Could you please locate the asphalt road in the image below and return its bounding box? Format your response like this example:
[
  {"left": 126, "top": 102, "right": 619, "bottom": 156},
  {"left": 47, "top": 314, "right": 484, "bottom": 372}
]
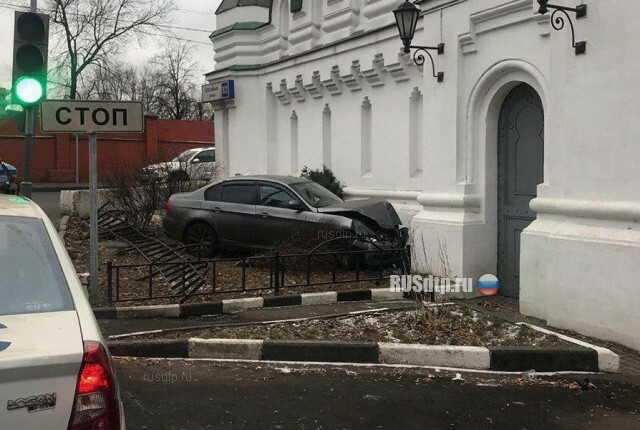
[
  {"left": 31, "top": 190, "right": 62, "bottom": 226},
  {"left": 116, "top": 358, "right": 640, "bottom": 429}
]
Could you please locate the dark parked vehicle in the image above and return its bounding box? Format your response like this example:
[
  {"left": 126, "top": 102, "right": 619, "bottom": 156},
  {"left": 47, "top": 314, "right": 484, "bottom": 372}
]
[
  {"left": 0, "top": 161, "right": 18, "bottom": 193},
  {"left": 163, "top": 175, "right": 409, "bottom": 265}
]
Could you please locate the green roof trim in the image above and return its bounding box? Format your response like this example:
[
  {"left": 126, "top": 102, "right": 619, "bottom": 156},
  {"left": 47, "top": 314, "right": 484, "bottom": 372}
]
[
  {"left": 210, "top": 21, "right": 267, "bottom": 37},
  {"left": 290, "top": 0, "right": 303, "bottom": 13}
]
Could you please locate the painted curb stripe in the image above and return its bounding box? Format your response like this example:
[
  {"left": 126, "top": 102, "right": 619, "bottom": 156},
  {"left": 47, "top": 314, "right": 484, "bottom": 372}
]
[
  {"left": 107, "top": 339, "right": 605, "bottom": 372},
  {"left": 262, "top": 340, "right": 379, "bottom": 363},
  {"left": 337, "top": 290, "right": 372, "bottom": 302},
  {"left": 489, "top": 347, "right": 599, "bottom": 372},
  {"left": 300, "top": 291, "right": 337, "bottom": 305},
  {"left": 95, "top": 288, "right": 389, "bottom": 319},
  {"left": 222, "top": 297, "right": 264, "bottom": 313},
  {"left": 515, "top": 322, "right": 620, "bottom": 373},
  {"left": 93, "top": 308, "right": 117, "bottom": 319},
  {"left": 108, "top": 340, "right": 189, "bottom": 358},
  {"left": 263, "top": 295, "right": 303, "bottom": 308},
  {"left": 180, "top": 302, "right": 224, "bottom": 318},
  {"left": 378, "top": 343, "right": 491, "bottom": 370},
  {"left": 117, "top": 305, "right": 180, "bottom": 319},
  {"left": 189, "top": 338, "right": 263, "bottom": 360}
]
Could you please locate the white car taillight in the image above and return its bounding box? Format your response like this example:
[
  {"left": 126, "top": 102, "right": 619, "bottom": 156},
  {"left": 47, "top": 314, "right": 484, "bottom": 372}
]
[{"left": 68, "top": 341, "right": 121, "bottom": 430}]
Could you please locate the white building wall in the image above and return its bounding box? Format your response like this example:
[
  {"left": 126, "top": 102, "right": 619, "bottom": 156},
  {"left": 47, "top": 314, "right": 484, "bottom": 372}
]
[
  {"left": 207, "top": 0, "right": 640, "bottom": 351},
  {"left": 520, "top": 0, "right": 640, "bottom": 350}
]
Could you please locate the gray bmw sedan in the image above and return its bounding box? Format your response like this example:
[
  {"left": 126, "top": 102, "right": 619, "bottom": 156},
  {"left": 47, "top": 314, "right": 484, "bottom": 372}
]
[{"left": 163, "top": 175, "right": 409, "bottom": 264}]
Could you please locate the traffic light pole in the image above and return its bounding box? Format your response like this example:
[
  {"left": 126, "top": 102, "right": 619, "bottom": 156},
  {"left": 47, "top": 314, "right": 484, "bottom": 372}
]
[
  {"left": 21, "top": 107, "right": 35, "bottom": 198},
  {"left": 16, "top": 0, "right": 41, "bottom": 199}
]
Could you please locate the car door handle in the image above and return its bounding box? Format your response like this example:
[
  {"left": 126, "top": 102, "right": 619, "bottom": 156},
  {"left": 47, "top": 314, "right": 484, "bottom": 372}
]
[
  {"left": 260, "top": 212, "right": 270, "bottom": 218},
  {"left": 213, "top": 207, "right": 223, "bottom": 213}
]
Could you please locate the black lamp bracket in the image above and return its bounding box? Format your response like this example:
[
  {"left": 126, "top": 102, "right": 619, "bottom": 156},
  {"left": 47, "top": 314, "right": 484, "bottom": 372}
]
[
  {"left": 538, "top": 1, "right": 587, "bottom": 55},
  {"left": 408, "top": 43, "right": 445, "bottom": 83}
]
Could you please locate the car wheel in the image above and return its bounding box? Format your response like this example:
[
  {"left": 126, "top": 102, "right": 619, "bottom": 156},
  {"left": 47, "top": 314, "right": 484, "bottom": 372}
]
[
  {"left": 184, "top": 222, "right": 218, "bottom": 257},
  {"left": 168, "top": 170, "right": 190, "bottom": 182}
]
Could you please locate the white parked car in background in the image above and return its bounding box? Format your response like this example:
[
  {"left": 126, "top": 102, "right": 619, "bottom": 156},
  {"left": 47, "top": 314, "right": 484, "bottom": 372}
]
[
  {"left": 143, "top": 147, "right": 216, "bottom": 181},
  {"left": 0, "top": 195, "right": 124, "bottom": 429}
]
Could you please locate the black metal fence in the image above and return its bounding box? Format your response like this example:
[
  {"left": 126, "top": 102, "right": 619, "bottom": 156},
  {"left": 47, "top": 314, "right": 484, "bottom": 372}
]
[{"left": 105, "top": 244, "right": 411, "bottom": 305}]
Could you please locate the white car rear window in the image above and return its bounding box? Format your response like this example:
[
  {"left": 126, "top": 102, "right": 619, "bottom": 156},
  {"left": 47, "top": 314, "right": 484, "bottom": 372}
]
[{"left": 0, "top": 216, "right": 74, "bottom": 316}]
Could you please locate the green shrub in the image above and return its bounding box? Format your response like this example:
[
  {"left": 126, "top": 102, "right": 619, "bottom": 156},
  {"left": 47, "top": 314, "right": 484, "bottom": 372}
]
[{"left": 300, "top": 165, "right": 345, "bottom": 199}]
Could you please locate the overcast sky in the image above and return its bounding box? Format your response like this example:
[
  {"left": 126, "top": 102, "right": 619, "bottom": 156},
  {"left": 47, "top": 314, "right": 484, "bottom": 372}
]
[{"left": 0, "top": 0, "right": 223, "bottom": 89}]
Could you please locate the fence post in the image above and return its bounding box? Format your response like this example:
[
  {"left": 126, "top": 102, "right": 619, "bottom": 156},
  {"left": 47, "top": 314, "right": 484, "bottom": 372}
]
[
  {"left": 148, "top": 264, "right": 154, "bottom": 299},
  {"left": 183, "top": 263, "right": 188, "bottom": 298},
  {"left": 106, "top": 261, "right": 113, "bottom": 305},
  {"left": 274, "top": 251, "right": 280, "bottom": 296}
]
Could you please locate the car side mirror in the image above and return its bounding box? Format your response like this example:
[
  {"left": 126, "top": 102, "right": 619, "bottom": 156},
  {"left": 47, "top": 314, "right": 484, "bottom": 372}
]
[
  {"left": 288, "top": 200, "right": 305, "bottom": 211},
  {"left": 191, "top": 158, "right": 201, "bottom": 164}
]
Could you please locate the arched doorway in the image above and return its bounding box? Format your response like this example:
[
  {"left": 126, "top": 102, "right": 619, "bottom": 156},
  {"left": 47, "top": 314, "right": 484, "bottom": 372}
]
[{"left": 497, "top": 83, "right": 544, "bottom": 298}]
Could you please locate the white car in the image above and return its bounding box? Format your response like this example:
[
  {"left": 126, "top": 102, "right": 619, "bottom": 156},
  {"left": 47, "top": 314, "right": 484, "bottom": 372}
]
[
  {"left": 0, "top": 195, "right": 124, "bottom": 429},
  {"left": 144, "top": 147, "right": 216, "bottom": 181}
]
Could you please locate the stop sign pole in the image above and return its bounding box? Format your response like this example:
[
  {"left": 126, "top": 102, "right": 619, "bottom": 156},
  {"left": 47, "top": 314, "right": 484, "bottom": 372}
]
[
  {"left": 88, "top": 132, "right": 98, "bottom": 304},
  {"left": 40, "top": 100, "right": 144, "bottom": 305}
]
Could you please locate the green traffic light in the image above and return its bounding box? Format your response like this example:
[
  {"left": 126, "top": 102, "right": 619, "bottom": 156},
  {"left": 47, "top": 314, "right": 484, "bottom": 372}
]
[{"left": 14, "top": 76, "right": 44, "bottom": 105}]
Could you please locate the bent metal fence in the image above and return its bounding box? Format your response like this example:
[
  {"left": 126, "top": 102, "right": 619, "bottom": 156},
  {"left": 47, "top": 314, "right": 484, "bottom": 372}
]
[{"left": 105, "top": 241, "right": 411, "bottom": 305}]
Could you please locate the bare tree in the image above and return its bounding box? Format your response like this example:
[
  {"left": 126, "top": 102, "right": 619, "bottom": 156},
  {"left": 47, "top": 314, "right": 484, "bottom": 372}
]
[
  {"left": 46, "top": 0, "right": 176, "bottom": 99},
  {"left": 151, "top": 41, "right": 199, "bottom": 120},
  {"left": 68, "top": 39, "right": 213, "bottom": 121},
  {"left": 195, "top": 102, "right": 215, "bottom": 122},
  {"left": 80, "top": 62, "right": 138, "bottom": 100}
]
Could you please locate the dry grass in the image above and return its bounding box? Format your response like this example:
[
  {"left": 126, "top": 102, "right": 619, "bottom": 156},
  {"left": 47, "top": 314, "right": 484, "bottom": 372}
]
[{"left": 129, "top": 306, "right": 574, "bottom": 348}]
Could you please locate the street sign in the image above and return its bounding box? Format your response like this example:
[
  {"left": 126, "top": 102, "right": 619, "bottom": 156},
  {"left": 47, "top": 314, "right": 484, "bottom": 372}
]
[
  {"left": 40, "top": 100, "right": 144, "bottom": 133},
  {"left": 202, "top": 80, "right": 235, "bottom": 103},
  {"left": 39, "top": 99, "right": 144, "bottom": 306}
]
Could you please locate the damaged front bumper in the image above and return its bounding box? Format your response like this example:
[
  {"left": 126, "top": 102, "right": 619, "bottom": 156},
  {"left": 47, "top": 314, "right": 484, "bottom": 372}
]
[{"left": 351, "top": 226, "right": 410, "bottom": 267}]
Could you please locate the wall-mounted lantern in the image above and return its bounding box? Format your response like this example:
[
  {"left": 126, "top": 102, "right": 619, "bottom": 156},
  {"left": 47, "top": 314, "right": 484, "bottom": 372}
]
[
  {"left": 537, "top": 0, "right": 587, "bottom": 55},
  {"left": 393, "top": 1, "right": 445, "bottom": 82}
]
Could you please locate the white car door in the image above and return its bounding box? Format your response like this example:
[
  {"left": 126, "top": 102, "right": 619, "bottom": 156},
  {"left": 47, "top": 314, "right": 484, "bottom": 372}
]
[{"left": 187, "top": 149, "right": 216, "bottom": 180}]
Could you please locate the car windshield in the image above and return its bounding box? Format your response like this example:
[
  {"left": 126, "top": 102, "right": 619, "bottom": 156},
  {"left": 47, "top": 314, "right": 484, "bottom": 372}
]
[
  {"left": 172, "top": 149, "right": 199, "bottom": 163},
  {"left": 0, "top": 216, "right": 73, "bottom": 316},
  {"left": 291, "top": 181, "right": 343, "bottom": 208}
]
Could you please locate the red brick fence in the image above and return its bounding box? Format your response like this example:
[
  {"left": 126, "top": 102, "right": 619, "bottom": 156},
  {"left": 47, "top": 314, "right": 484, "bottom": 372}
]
[{"left": 0, "top": 116, "right": 214, "bottom": 183}]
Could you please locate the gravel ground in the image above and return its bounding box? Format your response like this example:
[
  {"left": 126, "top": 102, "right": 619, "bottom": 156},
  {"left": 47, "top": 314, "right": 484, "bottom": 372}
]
[{"left": 129, "top": 305, "right": 574, "bottom": 348}]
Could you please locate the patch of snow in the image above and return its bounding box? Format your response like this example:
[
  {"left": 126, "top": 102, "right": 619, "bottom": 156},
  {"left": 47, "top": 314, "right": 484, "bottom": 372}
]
[{"left": 502, "top": 324, "right": 521, "bottom": 339}]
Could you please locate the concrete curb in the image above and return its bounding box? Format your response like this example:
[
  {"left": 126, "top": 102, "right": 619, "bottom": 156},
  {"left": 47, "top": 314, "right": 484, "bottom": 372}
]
[
  {"left": 58, "top": 215, "right": 70, "bottom": 243},
  {"left": 94, "top": 288, "right": 404, "bottom": 320},
  {"left": 515, "top": 322, "right": 620, "bottom": 373},
  {"left": 107, "top": 338, "right": 618, "bottom": 372}
]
